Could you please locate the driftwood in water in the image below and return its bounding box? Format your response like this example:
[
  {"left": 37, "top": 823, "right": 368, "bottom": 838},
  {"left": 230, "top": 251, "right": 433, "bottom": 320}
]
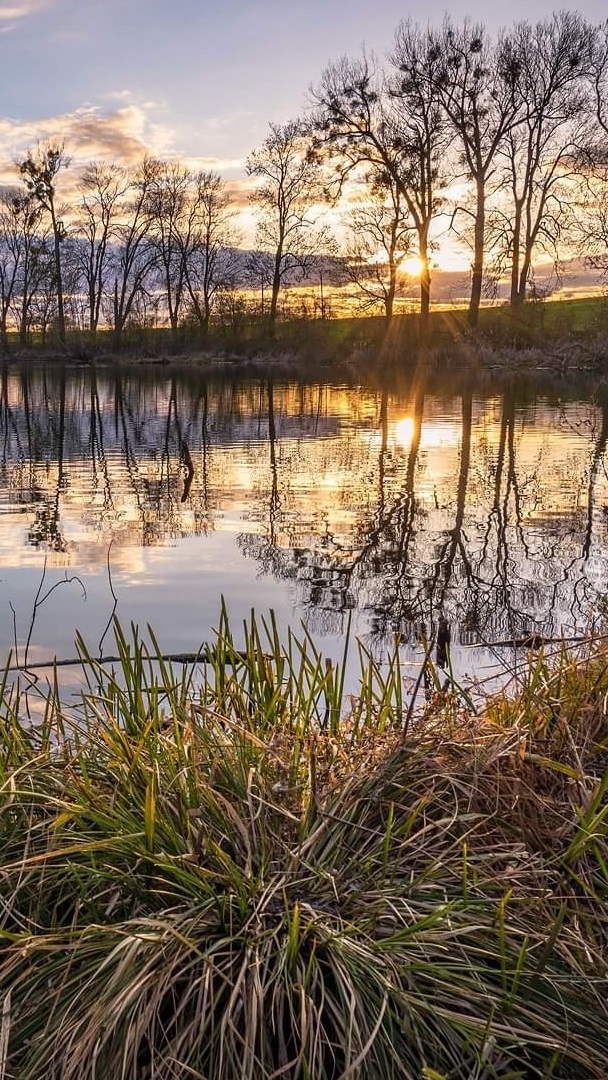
[
  {"left": 464, "top": 633, "right": 601, "bottom": 650},
  {"left": 5, "top": 647, "right": 271, "bottom": 674}
]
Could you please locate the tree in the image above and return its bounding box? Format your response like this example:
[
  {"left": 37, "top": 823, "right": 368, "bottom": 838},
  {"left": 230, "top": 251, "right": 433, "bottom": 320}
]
[
  {"left": 389, "top": 21, "right": 450, "bottom": 321},
  {"left": 107, "top": 157, "right": 159, "bottom": 348},
  {"left": 0, "top": 188, "right": 34, "bottom": 351},
  {"left": 147, "top": 160, "right": 192, "bottom": 342},
  {"left": 19, "top": 143, "right": 70, "bottom": 343},
  {"left": 74, "top": 163, "right": 128, "bottom": 335},
  {"left": 341, "top": 178, "right": 413, "bottom": 318},
  {"left": 591, "top": 18, "right": 608, "bottom": 142},
  {"left": 494, "top": 13, "right": 595, "bottom": 306},
  {"left": 0, "top": 187, "right": 53, "bottom": 348},
  {"left": 574, "top": 20, "right": 608, "bottom": 275},
  {"left": 425, "top": 19, "right": 523, "bottom": 326},
  {"left": 313, "top": 31, "right": 446, "bottom": 328},
  {"left": 246, "top": 120, "right": 331, "bottom": 332},
  {"left": 180, "top": 171, "right": 242, "bottom": 339}
]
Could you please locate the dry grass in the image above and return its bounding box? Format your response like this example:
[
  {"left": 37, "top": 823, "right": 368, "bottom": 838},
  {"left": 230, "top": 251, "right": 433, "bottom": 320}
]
[{"left": 0, "top": 615, "right": 607, "bottom": 1078}]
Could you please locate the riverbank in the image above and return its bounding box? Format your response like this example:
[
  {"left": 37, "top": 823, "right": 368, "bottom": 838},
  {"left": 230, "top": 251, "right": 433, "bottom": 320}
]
[
  {"left": 3, "top": 295, "right": 608, "bottom": 382},
  {"left": 0, "top": 615, "right": 607, "bottom": 1078}
]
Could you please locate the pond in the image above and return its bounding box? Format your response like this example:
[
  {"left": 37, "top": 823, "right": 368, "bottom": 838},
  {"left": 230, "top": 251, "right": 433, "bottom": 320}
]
[{"left": 1, "top": 361, "right": 607, "bottom": 698}]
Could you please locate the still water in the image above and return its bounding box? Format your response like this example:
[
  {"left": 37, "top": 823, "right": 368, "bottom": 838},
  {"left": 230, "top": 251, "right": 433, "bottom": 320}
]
[{"left": 1, "top": 362, "right": 607, "bottom": 695}]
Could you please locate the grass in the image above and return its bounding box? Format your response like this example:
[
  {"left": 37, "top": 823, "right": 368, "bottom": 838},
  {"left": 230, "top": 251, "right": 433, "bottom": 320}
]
[
  {"left": 4, "top": 293, "right": 608, "bottom": 367},
  {"left": 0, "top": 610, "right": 607, "bottom": 1078}
]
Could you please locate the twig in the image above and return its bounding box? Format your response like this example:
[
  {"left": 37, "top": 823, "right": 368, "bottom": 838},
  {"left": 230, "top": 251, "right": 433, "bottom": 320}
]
[
  {"left": 402, "top": 637, "right": 435, "bottom": 740},
  {"left": 98, "top": 541, "right": 118, "bottom": 656},
  {"left": 20, "top": 559, "right": 86, "bottom": 670}
]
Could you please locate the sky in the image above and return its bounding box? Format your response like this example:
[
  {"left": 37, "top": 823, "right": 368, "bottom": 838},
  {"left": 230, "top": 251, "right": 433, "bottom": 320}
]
[{"left": 1, "top": 0, "right": 606, "bottom": 184}]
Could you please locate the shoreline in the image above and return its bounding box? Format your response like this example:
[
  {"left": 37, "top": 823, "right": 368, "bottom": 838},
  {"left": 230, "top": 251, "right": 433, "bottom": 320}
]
[{"left": 3, "top": 332, "right": 608, "bottom": 388}]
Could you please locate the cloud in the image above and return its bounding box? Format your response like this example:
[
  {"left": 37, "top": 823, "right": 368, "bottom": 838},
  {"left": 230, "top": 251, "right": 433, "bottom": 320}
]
[
  {"left": 0, "top": 102, "right": 179, "bottom": 182},
  {"left": 183, "top": 154, "right": 246, "bottom": 174},
  {"left": 0, "top": 102, "right": 256, "bottom": 238},
  {"left": 0, "top": 98, "right": 258, "bottom": 190},
  {"left": 0, "top": 0, "right": 51, "bottom": 21},
  {"left": 62, "top": 104, "right": 176, "bottom": 165},
  {"left": 104, "top": 90, "right": 133, "bottom": 102}
]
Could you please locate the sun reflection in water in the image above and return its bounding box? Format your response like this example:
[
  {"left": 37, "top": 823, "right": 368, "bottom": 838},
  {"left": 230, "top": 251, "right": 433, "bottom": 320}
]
[{"left": 394, "top": 416, "right": 414, "bottom": 448}]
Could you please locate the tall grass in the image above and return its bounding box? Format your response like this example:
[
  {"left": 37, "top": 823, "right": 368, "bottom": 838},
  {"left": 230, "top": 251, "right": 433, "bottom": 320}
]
[{"left": 0, "top": 614, "right": 607, "bottom": 1078}]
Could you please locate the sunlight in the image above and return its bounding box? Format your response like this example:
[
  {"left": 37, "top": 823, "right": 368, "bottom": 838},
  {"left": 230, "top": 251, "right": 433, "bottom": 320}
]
[
  {"left": 394, "top": 416, "right": 414, "bottom": 448},
  {"left": 400, "top": 256, "right": 424, "bottom": 278}
]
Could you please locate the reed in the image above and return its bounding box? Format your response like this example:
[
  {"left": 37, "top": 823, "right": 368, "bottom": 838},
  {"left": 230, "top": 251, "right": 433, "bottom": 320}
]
[{"left": 0, "top": 614, "right": 607, "bottom": 1079}]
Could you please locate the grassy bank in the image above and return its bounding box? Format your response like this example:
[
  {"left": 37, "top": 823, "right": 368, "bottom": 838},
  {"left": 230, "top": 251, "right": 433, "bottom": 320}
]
[
  {"left": 3, "top": 294, "right": 608, "bottom": 373},
  {"left": 0, "top": 614, "right": 607, "bottom": 1078}
]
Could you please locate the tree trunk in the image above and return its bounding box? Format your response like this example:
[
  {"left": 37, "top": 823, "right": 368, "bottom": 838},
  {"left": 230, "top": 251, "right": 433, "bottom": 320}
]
[
  {"left": 202, "top": 291, "right": 211, "bottom": 340},
  {"left": 197, "top": 306, "right": 209, "bottom": 342},
  {"left": 269, "top": 269, "right": 281, "bottom": 333},
  {"left": 510, "top": 200, "right": 524, "bottom": 307},
  {"left": 268, "top": 242, "right": 283, "bottom": 336},
  {"left": 518, "top": 237, "right": 534, "bottom": 305},
  {"left": 113, "top": 279, "right": 123, "bottom": 350},
  {"left": 89, "top": 283, "right": 98, "bottom": 335},
  {"left": 418, "top": 226, "right": 431, "bottom": 333},
  {"left": 419, "top": 260, "right": 431, "bottom": 332},
  {"left": 468, "top": 183, "right": 485, "bottom": 328},
  {"left": 53, "top": 224, "right": 65, "bottom": 344},
  {"left": 385, "top": 264, "right": 396, "bottom": 319}
]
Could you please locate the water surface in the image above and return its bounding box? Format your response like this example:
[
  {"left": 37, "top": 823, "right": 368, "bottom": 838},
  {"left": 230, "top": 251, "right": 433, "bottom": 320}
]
[{"left": 1, "top": 362, "right": 607, "bottom": 695}]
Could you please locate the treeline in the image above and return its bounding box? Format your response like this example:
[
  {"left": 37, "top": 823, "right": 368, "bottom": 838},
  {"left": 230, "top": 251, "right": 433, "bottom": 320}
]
[{"left": 2, "top": 10, "right": 608, "bottom": 349}]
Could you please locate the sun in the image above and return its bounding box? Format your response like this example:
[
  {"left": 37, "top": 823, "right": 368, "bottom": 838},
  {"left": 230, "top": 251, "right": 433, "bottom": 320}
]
[{"left": 400, "top": 255, "right": 424, "bottom": 278}]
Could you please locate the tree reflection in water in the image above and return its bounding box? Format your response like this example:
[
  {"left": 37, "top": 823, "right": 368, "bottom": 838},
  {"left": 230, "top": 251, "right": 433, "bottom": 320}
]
[
  {"left": 236, "top": 376, "right": 608, "bottom": 658},
  {"left": 1, "top": 362, "right": 608, "bottom": 673}
]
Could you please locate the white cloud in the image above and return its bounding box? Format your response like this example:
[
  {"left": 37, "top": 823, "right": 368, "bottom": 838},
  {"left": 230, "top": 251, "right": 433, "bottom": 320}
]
[
  {"left": 0, "top": 0, "right": 51, "bottom": 21},
  {"left": 182, "top": 154, "right": 246, "bottom": 173},
  {"left": 0, "top": 101, "right": 179, "bottom": 182}
]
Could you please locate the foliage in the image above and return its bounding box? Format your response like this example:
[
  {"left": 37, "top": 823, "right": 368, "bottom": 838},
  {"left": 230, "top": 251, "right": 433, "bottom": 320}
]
[{"left": 0, "top": 612, "right": 607, "bottom": 1078}]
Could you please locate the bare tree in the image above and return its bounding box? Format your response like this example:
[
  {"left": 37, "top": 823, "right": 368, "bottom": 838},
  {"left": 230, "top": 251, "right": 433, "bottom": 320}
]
[
  {"left": 591, "top": 18, "right": 608, "bottom": 142},
  {"left": 425, "top": 19, "right": 523, "bottom": 326},
  {"left": 107, "top": 157, "right": 159, "bottom": 348},
  {"left": 389, "top": 21, "right": 450, "bottom": 321},
  {"left": 493, "top": 14, "right": 595, "bottom": 306},
  {"left": 341, "top": 177, "right": 413, "bottom": 318},
  {"left": 0, "top": 188, "right": 34, "bottom": 351},
  {"left": 313, "top": 30, "right": 446, "bottom": 328},
  {"left": 0, "top": 188, "right": 53, "bottom": 348},
  {"left": 74, "top": 163, "right": 128, "bottom": 335},
  {"left": 147, "top": 160, "right": 192, "bottom": 342},
  {"left": 18, "top": 143, "right": 70, "bottom": 343},
  {"left": 246, "top": 120, "right": 331, "bottom": 333},
  {"left": 574, "top": 20, "right": 608, "bottom": 274},
  {"left": 180, "top": 171, "right": 243, "bottom": 339}
]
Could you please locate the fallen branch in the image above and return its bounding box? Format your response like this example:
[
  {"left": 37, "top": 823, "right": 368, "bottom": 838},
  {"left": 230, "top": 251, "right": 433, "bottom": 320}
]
[{"left": 4, "top": 647, "right": 271, "bottom": 674}]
